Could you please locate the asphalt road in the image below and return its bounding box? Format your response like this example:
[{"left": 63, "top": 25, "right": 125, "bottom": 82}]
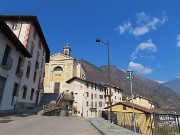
[{"left": 0, "top": 114, "right": 102, "bottom": 135}]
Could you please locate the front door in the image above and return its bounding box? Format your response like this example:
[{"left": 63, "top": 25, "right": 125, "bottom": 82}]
[
  {"left": 54, "top": 82, "right": 60, "bottom": 94},
  {"left": 35, "top": 91, "right": 39, "bottom": 106},
  {"left": 0, "top": 76, "right": 6, "bottom": 104}
]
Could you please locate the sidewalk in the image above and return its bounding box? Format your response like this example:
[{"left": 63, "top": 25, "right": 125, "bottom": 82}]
[{"left": 90, "top": 118, "right": 140, "bottom": 135}]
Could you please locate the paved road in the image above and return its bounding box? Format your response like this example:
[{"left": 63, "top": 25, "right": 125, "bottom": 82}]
[{"left": 0, "top": 115, "right": 102, "bottom": 135}]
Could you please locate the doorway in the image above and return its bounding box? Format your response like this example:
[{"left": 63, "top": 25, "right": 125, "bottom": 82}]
[
  {"left": 54, "top": 82, "right": 60, "bottom": 94},
  {"left": 0, "top": 76, "right": 6, "bottom": 104},
  {"left": 35, "top": 91, "right": 39, "bottom": 106}
]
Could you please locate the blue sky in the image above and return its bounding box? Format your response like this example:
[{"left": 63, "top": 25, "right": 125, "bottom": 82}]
[{"left": 0, "top": 0, "right": 180, "bottom": 82}]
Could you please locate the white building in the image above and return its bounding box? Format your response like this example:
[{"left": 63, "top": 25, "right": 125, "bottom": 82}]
[
  {"left": 66, "top": 77, "right": 123, "bottom": 118},
  {"left": 0, "top": 15, "right": 50, "bottom": 112},
  {"left": 0, "top": 20, "right": 31, "bottom": 114}
]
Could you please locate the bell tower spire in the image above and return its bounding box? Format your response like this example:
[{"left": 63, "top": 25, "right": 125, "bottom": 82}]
[{"left": 63, "top": 43, "right": 71, "bottom": 56}]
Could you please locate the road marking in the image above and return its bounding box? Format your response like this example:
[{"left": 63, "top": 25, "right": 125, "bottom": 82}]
[
  {"left": 77, "top": 131, "right": 94, "bottom": 135},
  {"left": 80, "top": 118, "right": 85, "bottom": 121}
]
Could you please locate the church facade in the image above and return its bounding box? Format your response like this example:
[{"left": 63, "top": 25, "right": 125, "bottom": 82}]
[{"left": 44, "top": 44, "right": 86, "bottom": 94}]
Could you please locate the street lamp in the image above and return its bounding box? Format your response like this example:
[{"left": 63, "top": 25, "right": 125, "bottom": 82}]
[
  {"left": 127, "top": 71, "right": 136, "bottom": 133},
  {"left": 96, "top": 38, "right": 112, "bottom": 123}
]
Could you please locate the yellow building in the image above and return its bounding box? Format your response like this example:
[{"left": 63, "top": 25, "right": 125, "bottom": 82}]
[
  {"left": 44, "top": 44, "right": 86, "bottom": 93},
  {"left": 105, "top": 102, "right": 154, "bottom": 135},
  {"left": 126, "top": 95, "right": 154, "bottom": 109}
]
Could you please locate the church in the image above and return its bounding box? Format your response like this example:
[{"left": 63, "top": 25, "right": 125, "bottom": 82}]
[
  {"left": 44, "top": 43, "right": 86, "bottom": 94},
  {"left": 44, "top": 44, "right": 123, "bottom": 117}
]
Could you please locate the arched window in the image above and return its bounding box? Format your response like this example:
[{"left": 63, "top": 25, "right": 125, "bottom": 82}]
[
  {"left": 54, "top": 66, "right": 63, "bottom": 72},
  {"left": 65, "top": 50, "right": 68, "bottom": 55}
]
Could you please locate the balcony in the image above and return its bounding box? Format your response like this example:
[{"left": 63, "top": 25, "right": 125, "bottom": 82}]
[
  {"left": 35, "top": 61, "right": 39, "bottom": 69},
  {"left": 89, "top": 106, "right": 97, "bottom": 112},
  {"left": 1, "top": 56, "right": 13, "bottom": 70}
]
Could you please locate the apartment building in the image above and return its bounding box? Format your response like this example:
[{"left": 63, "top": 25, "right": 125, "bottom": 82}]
[
  {"left": 0, "top": 20, "right": 31, "bottom": 113},
  {"left": 0, "top": 15, "right": 50, "bottom": 111},
  {"left": 66, "top": 77, "right": 123, "bottom": 118}
]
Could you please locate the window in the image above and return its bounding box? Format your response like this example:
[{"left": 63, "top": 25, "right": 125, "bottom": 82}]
[
  {"left": 99, "top": 101, "right": 102, "bottom": 107},
  {"left": 30, "top": 88, "right": 34, "bottom": 100},
  {"left": 86, "top": 101, "right": 88, "bottom": 106},
  {"left": 30, "top": 43, "right": 34, "bottom": 55},
  {"left": 91, "top": 93, "right": 93, "bottom": 100},
  {"left": 86, "top": 92, "right": 89, "bottom": 97},
  {"left": 38, "top": 40, "right": 41, "bottom": 49},
  {"left": 11, "top": 83, "right": 18, "bottom": 105},
  {"left": 12, "top": 83, "right": 18, "bottom": 96},
  {"left": 36, "top": 51, "right": 39, "bottom": 61},
  {"left": 33, "top": 30, "right": 36, "bottom": 40},
  {"left": 54, "top": 66, "right": 63, "bottom": 71},
  {"left": 86, "top": 83, "right": 89, "bottom": 88},
  {"left": 91, "top": 102, "right": 93, "bottom": 107},
  {"left": 26, "top": 61, "right": 31, "bottom": 78},
  {"left": 91, "top": 85, "right": 93, "bottom": 89},
  {"left": 22, "top": 86, "right": 27, "bottom": 99},
  {"left": 99, "top": 95, "right": 103, "bottom": 99},
  {"left": 95, "top": 102, "right": 97, "bottom": 107},
  {"left": 41, "top": 58, "right": 43, "bottom": 68},
  {"left": 43, "top": 48, "right": 45, "bottom": 56},
  {"left": 95, "top": 86, "right": 96, "bottom": 90},
  {"left": 10, "top": 22, "right": 18, "bottom": 30},
  {"left": 1, "top": 45, "right": 13, "bottom": 69},
  {"left": 115, "top": 96, "right": 116, "bottom": 100},
  {"left": 16, "top": 57, "right": 22, "bottom": 75},
  {"left": 123, "top": 105, "right": 126, "bottom": 110},
  {"left": 33, "top": 71, "right": 37, "bottom": 82},
  {"left": 94, "top": 94, "right": 97, "bottom": 98},
  {"left": 64, "top": 50, "right": 68, "bottom": 55}
]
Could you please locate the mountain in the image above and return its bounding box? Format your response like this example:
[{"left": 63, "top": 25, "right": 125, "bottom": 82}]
[
  {"left": 80, "top": 59, "right": 180, "bottom": 113},
  {"left": 163, "top": 77, "right": 180, "bottom": 95}
]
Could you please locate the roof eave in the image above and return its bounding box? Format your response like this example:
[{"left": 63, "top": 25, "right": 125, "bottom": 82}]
[{"left": 0, "top": 19, "right": 31, "bottom": 58}]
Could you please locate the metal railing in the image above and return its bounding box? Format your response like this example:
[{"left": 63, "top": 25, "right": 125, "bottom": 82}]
[
  {"left": 153, "top": 113, "right": 180, "bottom": 135},
  {"left": 101, "top": 111, "right": 180, "bottom": 135}
]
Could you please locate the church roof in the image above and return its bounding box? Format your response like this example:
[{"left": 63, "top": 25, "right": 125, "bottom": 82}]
[{"left": 50, "top": 52, "right": 75, "bottom": 60}]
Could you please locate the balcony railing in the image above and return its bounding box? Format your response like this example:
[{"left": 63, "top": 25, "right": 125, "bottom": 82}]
[
  {"left": 89, "top": 106, "right": 97, "bottom": 112},
  {"left": 1, "top": 56, "right": 13, "bottom": 70}
]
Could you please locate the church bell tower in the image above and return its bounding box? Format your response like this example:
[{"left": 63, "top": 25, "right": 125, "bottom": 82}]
[{"left": 63, "top": 43, "right": 71, "bottom": 56}]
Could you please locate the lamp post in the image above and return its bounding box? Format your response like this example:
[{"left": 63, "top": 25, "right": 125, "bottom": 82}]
[
  {"left": 127, "top": 71, "right": 136, "bottom": 133},
  {"left": 96, "top": 38, "right": 112, "bottom": 123}
]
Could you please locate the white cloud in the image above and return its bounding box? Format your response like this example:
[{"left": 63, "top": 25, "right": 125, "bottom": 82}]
[
  {"left": 156, "top": 80, "right": 166, "bottom": 84},
  {"left": 128, "top": 61, "right": 152, "bottom": 74},
  {"left": 176, "top": 34, "right": 180, "bottom": 47},
  {"left": 118, "top": 22, "right": 131, "bottom": 34},
  {"left": 135, "top": 39, "right": 157, "bottom": 52},
  {"left": 116, "top": 12, "right": 168, "bottom": 37},
  {"left": 131, "top": 39, "right": 157, "bottom": 60},
  {"left": 132, "top": 26, "right": 149, "bottom": 36}
]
